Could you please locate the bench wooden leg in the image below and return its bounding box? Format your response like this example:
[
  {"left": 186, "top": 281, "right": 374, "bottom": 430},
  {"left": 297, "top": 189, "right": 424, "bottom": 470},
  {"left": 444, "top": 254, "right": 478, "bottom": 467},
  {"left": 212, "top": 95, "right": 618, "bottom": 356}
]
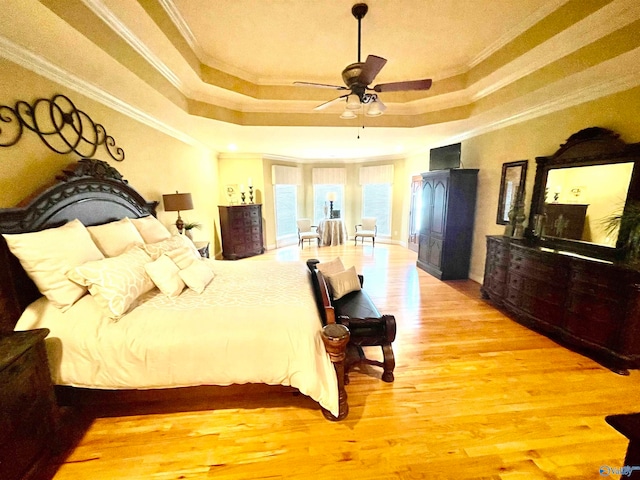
[{"left": 381, "top": 344, "right": 395, "bottom": 383}]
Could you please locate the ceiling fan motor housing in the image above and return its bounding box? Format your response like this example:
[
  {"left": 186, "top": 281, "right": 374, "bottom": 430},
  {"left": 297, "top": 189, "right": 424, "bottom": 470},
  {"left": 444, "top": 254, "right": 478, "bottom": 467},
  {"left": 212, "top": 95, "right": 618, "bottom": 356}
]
[{"left": 342, "top": 62, "right": 364, "bottom": 88}]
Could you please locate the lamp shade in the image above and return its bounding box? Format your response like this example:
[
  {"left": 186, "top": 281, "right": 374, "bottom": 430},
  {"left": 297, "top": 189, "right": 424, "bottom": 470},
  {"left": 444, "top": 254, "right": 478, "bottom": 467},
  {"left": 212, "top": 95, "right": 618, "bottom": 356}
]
[
  {"left": 340, "top": 109, "right": 357, "bottom": 119},
  {"left": 345, "top": 94, "right": 361, "bottom": 110},
  {"left": 162, "top": 192, "right": 193, "bottom": 212},
  {"left": 326, "top": 192, "right": 337, "bottom": 202}
]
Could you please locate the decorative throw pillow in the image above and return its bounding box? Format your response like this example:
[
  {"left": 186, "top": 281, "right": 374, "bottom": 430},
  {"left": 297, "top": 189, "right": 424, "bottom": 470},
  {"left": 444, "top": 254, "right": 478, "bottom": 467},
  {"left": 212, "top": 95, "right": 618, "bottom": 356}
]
[
  {"left": 178, "top": 261, "right": 215, "bottom": 294},
  {"left": 143, "top": 234, "right": 201, "bottom": 260},
  {"left": 144, "top": 254, "right": 185, "bottom": 298},
  {"left": 87, "top": 217, "right": 145, "bottom": 257},
  {"left": 316, "top": 257, "right": 345, "bottom": 276},
  {"left": 325, "top": 266, "right": 361, "bottom": 300},
  {"left": 130, "top": 215, "right": 172, "bottom": 244},
  {"left": 67, "top": 245, "right": 155, "bottom": 319},
  {"left": 165, "top": 246, "right": 198, "bottom": 269},
  {"left": 2, "top": 219, "right": 104, "bottom": 310}
]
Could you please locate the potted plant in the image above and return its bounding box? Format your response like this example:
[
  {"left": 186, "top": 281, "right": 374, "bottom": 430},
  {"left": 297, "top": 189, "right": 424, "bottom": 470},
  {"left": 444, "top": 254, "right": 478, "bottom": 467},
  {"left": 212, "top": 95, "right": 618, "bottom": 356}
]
[
  {"left": 183, "top": 221, "right": 201, "bottom": 240},
  {"left": 602, "top": 201, "right": 640, "bottom": 263}
]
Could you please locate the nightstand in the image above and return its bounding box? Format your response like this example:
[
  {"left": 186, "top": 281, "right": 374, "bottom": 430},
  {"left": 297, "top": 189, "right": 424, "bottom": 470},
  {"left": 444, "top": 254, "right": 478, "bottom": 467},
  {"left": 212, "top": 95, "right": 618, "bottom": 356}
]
[
  {"left": 194, "top": 241, "right": 210, "bottom": 258},
  {"left": 0, "top": 329, "right": 57, "bottom": 480}
]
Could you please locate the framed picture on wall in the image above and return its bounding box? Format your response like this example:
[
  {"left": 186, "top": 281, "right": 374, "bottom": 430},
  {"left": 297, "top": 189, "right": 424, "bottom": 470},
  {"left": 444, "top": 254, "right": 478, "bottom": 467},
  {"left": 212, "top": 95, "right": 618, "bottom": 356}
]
[
  {"left": 496, "top": 160, "right": 528, "bottom": 225},
  {"left": 226, "top": 184, "right": 239, "bottom": 205}
]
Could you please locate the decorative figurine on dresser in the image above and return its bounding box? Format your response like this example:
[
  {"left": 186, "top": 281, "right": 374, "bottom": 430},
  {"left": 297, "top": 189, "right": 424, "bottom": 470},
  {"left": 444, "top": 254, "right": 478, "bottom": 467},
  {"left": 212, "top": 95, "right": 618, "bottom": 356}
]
[
  {"left": 0, "top": 328, "right": 57, "bottom": 480},
  {"left": 218, "top": 204, "right": 264, "bottom": 260},
  {"left": 481, "top": 127, "right": 640, "bottom": 375}
]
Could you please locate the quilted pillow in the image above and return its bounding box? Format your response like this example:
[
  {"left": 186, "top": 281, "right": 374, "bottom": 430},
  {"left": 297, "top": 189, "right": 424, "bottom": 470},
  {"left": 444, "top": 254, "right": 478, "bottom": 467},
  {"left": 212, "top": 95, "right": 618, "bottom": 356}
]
[
  {"left": 130, "top": 215, "right": 171, "bottom": 244},
  {"left": 316, "top": 257, "right": 345, "bottom": 276},
  {"left": 2, "top": 219, "right": 104, "bottom": 310},
  {"left": 179, "top": 261, "right": 215, "bottom": 294},
  {"left": 144, "top": 234, "right": 201, "bottom": 260},
  {"left": 67, "top": 245, "right": 155, "bottom": 319},
  {"left": 144, "top": 254, "right": 185, "bottom": 298},
  {"left": 87, "top": 217, "right": 145, "bottom": 257},
  {"left": 325, "top": 266, "right": 361, "bottom": 301}
]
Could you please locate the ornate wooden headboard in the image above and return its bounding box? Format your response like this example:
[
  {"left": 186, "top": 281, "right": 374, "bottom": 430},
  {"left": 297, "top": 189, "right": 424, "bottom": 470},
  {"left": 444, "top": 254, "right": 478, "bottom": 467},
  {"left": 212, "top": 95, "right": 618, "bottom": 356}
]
[{"left": 0, "top": 158, "right": 157, "bottom": 332}]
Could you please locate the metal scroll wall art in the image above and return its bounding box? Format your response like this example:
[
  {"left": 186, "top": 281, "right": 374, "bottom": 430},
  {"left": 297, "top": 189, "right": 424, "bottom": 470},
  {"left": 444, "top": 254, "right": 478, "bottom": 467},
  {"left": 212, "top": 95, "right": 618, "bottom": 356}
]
[{"left": 0, "top": 94, "right": 124, "bottom": 161}]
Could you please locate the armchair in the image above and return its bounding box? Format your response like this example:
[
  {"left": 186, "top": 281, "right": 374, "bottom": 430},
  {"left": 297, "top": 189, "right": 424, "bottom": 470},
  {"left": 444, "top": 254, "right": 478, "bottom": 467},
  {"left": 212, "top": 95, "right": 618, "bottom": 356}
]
[
  {"left": 354, "top": 217, "right": 377, "bottom": 246},
  {"left": 297, "top": 219, "right": 320, "bottom": 248}
]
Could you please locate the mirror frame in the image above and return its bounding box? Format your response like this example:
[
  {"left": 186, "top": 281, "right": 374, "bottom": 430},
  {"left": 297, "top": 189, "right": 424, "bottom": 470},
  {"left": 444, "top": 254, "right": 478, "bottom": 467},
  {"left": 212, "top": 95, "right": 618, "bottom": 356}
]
[
  {"left": 496, "top": 160, "right": 528, "bottom": 225},
  {"left": 526, "top": 127, "right": 640, "bottom": 261}
]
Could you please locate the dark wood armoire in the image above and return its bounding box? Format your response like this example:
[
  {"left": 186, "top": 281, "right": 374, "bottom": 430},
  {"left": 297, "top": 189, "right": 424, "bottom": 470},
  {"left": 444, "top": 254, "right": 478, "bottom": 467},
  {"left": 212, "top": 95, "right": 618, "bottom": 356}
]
[
  {"left": 218, "top": 204, "right": 264, "bottom": 260},
  {"left": 417, "top": 169, "right": 479, "bottom": 280}
]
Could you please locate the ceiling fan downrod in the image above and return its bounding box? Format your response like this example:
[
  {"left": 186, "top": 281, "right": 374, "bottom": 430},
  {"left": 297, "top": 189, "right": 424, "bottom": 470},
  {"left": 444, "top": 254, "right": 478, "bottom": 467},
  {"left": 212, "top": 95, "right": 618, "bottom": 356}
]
[{"left": 352, "top": 3, "right": 368, "bottom": 63}]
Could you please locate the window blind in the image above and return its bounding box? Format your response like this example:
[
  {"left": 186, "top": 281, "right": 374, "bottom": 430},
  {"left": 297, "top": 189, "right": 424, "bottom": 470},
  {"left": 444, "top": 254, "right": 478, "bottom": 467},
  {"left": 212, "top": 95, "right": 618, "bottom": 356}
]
[{"left": 359, "top": 165, "right": 394, "bottom": 185}]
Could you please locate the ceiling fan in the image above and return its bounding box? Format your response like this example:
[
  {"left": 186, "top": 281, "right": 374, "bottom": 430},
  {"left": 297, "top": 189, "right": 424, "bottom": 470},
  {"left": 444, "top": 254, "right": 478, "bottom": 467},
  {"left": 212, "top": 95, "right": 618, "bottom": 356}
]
[{"left": 294, "top": 3, "right": 432, "bottom": 118}]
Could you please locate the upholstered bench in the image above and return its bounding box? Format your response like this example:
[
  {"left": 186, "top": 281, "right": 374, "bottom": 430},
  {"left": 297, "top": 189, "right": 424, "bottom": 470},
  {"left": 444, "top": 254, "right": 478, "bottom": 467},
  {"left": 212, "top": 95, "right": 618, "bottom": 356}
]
[{"left": 307, "top": 259, "right": 396, "bottom": 382}]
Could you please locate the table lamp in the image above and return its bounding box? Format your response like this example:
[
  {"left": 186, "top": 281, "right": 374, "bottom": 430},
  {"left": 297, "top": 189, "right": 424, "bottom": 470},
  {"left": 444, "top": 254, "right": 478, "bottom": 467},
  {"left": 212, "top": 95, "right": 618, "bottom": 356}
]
[
  {"left": 162, "top": 191, "right": 193, "bottom": 234},
  {"left": 326, "top": 192, "right": 337, "bottom": 218}
]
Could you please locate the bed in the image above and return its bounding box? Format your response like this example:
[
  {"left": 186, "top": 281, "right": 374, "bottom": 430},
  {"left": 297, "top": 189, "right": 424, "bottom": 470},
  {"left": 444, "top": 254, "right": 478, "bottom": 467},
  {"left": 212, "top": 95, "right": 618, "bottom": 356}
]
[{"left": 0, "top": 158, "right": 348, "bottom": 420}]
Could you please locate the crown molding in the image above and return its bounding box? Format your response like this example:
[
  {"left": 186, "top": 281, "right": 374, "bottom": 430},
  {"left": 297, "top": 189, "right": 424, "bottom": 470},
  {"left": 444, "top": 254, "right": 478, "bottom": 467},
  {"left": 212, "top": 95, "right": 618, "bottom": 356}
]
[
  {"left": 0, "top": 34, "right": 207, "bottom": 151},
  {"left": 448, "top": 65, "right": 640, "bottom": 146},
  {"left": 159, "top": 0, "right": 259, "bottom": 84},
  {"left": 467, "top": 0, "right": 570, "bottom": 69},
  {"left": 81, "top": 0, "right": 189, "bottom": 94}
]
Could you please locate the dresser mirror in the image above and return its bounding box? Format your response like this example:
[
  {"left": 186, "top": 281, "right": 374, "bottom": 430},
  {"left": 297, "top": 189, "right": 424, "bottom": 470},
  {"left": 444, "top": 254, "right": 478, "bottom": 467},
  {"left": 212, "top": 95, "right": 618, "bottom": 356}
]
[{"left": 527, "top": 127, "right": 640, "bottom": 261}]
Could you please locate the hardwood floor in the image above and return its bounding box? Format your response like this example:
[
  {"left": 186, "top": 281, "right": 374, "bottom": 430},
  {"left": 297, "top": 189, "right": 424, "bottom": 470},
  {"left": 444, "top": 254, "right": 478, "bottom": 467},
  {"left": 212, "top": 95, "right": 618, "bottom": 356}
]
[{"left": 44, "top": 243, "right": 640, "bottom": 479}]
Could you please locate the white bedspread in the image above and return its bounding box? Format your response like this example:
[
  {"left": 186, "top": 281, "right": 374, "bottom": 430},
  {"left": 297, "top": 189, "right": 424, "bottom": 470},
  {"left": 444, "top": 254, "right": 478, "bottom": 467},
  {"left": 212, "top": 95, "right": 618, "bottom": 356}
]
[{"left": 15, "top": 260, "right": 339, "bottom": 416}]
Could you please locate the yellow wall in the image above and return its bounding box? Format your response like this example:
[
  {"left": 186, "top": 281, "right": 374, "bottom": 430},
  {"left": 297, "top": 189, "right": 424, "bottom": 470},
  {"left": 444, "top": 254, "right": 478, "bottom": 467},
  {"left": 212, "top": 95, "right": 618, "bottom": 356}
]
[
  {"left": 0, "top": 58, "right": 220, "bottom": 253},
  {"left": 459, "top": 85, "right": 640, "bottom": 282}
]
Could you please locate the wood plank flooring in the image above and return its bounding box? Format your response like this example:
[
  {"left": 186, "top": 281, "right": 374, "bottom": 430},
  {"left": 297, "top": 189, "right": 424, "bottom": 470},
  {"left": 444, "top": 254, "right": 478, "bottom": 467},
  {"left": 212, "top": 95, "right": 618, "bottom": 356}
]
[{"left": 43, "top": 243, "right": 640, "bottom": 479}]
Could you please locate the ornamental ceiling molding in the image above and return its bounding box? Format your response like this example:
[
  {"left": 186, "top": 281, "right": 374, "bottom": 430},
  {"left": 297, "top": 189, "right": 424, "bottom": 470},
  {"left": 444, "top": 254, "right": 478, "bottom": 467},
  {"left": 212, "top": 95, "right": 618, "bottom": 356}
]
[{"left": 81, "top": 0, "right": 640, "bottom": 119}]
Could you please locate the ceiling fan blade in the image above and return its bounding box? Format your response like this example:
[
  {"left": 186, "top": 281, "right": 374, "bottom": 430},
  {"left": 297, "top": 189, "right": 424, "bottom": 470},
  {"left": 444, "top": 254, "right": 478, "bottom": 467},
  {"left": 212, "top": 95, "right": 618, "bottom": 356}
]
[
  {"left": 294, "top": 81, "right": 348, "bottom": 90},
  {"left": 357, "top": 55, "right": 387, "bottom": 86},
  {"left": 314, "top": 95, "right": 348, "bottom": 111},
  {"left": 373, "top": 78, "right": 432, "bottom": 93}
]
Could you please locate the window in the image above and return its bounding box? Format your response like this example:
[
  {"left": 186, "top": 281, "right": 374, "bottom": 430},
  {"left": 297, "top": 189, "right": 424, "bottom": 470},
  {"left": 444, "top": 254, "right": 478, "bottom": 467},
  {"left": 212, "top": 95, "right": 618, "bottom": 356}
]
[
  {"left": 314, "top": 184, "right": 344, "bottom": 224},
  {"left": 274, "top": 184, "right": 297, "bottom": 239},
  {"left": 362, "top": 183, "right": 392, "bottom": 236}
]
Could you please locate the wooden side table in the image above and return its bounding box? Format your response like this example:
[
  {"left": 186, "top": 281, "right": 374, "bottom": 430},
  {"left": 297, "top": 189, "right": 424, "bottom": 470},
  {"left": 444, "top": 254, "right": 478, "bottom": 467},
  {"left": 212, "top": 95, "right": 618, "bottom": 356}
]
[
  {"left": 0, "top": 329, "right": 57, "bottom": 480},
  {"left": 606, "top": 413, "right": 640, "bottom": 478}
]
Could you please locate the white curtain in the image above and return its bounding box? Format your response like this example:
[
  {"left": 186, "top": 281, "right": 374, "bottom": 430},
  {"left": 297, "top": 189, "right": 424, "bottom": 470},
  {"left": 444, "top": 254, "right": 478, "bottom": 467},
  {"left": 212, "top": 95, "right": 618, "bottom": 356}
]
[
  {"left": 312, "top": 167, "right": 346, "bottom": 184},
  {"left": 359, "top": 165, "right": 394, "bottom": 185},
  {"left": 272, "top": 165, "right": 301, "bottom": 185}
]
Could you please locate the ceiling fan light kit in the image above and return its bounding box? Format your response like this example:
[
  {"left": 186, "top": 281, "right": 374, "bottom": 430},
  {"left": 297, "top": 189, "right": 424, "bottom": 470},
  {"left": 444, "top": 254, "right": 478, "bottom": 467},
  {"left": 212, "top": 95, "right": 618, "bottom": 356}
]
[{"left": 294, "top": 3, "right": 432, "bottom": 119}]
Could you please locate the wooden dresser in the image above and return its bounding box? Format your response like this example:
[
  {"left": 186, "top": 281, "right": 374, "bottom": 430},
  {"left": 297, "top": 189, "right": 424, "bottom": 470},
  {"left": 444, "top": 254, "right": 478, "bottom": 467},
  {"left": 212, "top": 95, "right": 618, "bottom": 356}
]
[
  {"left": 218, "top": 204, "right": 264, "bottom": 260},
  {"left": 482, "top": 236, "right": 640, "bottom": 373},
  {"left": 417, "top": 169, "right": 478, "bottom": 280},
  {"left": 0, "top": 328, "right": 56, "bottom": 480}
]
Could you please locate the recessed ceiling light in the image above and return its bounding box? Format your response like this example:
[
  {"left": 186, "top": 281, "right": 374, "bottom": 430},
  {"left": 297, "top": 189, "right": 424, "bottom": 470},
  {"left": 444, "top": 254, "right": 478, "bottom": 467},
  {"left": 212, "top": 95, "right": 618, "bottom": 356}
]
[{"left": 227, "top": 143, "right": 237, "bottom": 151}]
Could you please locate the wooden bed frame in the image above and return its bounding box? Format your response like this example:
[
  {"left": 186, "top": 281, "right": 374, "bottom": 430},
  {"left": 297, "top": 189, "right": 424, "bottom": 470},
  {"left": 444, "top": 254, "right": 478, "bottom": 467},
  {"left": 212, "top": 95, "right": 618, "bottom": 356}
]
[{"left": 0, "top": 158, "right": 349, "bottom": 421}]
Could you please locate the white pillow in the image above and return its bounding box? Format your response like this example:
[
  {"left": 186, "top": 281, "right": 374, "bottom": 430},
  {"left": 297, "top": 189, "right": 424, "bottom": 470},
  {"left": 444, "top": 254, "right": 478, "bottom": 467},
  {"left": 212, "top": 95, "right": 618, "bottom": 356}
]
[
  {"left": 2, "top": 219, "right": 104, "bottom": 310},
  {"left": 165, "top": 246, "right": 198, "bottom": 269},
  {"left": 179, "top": 261, "right": 214, "bottom": 294},
  {"left": 316, "top": 257, "right": 345, "bottom": 276},
  {"left": 325, "top": 266, "right": 361, "bottom": 300},
  {"left": 67, "top": 245, "right": 155, "bottom": 319},
  {"left": 87, "top": 217, "right": 145, "bottom": 257},
  {"left": 144, "top": 255, "right": 185, "bottom": 298},
  {"left": 144, "top": 234, "right": 201, "bottom": 261},
  {"left": 130, "top": 215, "right": 171, "bottom": 243}
]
